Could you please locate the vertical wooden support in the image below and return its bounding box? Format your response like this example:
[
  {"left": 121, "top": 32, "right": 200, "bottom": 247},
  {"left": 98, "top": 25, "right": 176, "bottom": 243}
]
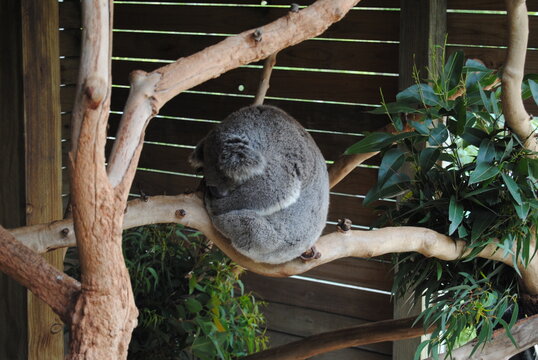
[
  {"left": 20, "top": 0, "right": 65, "bottom": 359},
  {"left": 0, "top": 1, "right": 28, "bottom": 359},
  {"left": 395, "top": 1, "right": 446, "bottom": 359}
]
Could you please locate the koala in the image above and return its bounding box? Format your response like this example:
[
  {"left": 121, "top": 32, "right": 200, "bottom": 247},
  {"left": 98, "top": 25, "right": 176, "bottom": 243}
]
[{"left": 189, "top": 105, "right": 329, "bottom": 264}]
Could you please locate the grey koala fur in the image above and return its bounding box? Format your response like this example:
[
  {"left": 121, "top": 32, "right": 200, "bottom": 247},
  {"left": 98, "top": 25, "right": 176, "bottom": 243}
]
[{"left": 189, "top": 105, "right": 329, "bottom": 264}]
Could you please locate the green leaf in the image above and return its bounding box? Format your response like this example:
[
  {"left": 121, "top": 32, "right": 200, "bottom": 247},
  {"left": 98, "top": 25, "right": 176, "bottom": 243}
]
[
  {"left": 378, "top": 148, "right": 406, "bottom": 187},
  {"left": 409, "top": 118, "right": 432, "bottom": 135},
  {"left": 501, "top": 173, "right": 523, "bottom": 205},
  {"left": 448, "top": 196, "right": 464, "bottom": 236},
  {"left": 442, "top": 50, "right": 465, "bottom": 91},
  {"left": 419, "top": 147, "right": 440, "bottom": 172},
  {"left": 476, "top": 139, "right": 495, "bottom": 165},
  {"left": 461, "top": 128, "right": 489, "bottom": 147},
  {"left": 428, "top": 124, "right": 449, "bottom": 146},
  {"left": 344, "top": 132, "right": 392, "bottom": 154},
  {"left": 514, "top": 202, "right": 530, "bottom": 220},
  {"left": 185, "top": 298, "right": 203, "bottom": 314},
  {"left": 529, "top": 79, "right": 538, "bottom": 106},
  {"left": 469, "top": 163, "right": 500, "bottom": 184},
  {"left": 397, "top": 84, "right": 442, "bottom": 107}
]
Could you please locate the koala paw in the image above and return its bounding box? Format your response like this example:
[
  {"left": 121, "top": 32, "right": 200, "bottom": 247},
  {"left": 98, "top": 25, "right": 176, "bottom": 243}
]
[{"left": 219, "top": 135, "right": 266, "bottom": 182}]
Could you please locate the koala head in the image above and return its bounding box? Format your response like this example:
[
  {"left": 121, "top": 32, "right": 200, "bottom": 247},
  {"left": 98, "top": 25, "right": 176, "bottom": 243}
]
[{"left": 189, "top": 132, "right": 267, "bottom": 198}]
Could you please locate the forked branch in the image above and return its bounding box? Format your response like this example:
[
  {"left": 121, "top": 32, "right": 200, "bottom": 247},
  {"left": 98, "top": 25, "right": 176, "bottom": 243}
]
[{"left": 0, "top": 226, "right": 80, "bottom": 323}]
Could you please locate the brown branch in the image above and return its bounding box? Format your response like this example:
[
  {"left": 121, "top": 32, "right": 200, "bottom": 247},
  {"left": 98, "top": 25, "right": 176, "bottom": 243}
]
[
  {"left": 13, "top": 194, "right": 538, "bottom": 294},
  {"left": 253, "top": 52, "right": 278, "bottom": 106},
  {"left": 502, "top": 0, "right": 538, "bottom": 152},
  {"left": 106, "top": 0, "right": 362, "bottom": 189},
  {"left": 424, "top": 314, "right": 538, "bottom": 360},
  {"left": 0, "top": 226, "right": 80, "bottom": 324},
  {"left": 328, "top": 152, "right": 379, "bottom": 188},
  {"left": 244, "top": 316, "right": 433, "bottom": 360}
]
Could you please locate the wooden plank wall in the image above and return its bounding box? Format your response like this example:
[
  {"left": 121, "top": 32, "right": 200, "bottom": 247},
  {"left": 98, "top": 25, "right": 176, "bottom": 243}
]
[{"left": 57, "top": 1, "right": 538, "bottom": 359}]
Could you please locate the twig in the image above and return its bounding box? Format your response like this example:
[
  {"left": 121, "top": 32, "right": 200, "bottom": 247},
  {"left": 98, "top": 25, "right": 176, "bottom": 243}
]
[{"left": 253, "top": 52, "right": 278, "bottom": 105}]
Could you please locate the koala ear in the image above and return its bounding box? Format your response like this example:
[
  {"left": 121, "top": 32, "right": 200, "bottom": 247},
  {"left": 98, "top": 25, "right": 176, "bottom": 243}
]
[
  {"left": 219, "top": 135, "right": 266, "bottom": 182},
  {"left": 189, "top": 139, "right": 205, "bottom": 170}
]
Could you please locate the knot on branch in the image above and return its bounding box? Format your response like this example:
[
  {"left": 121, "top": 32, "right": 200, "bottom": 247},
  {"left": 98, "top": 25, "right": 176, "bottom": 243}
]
[
  {"left": 252, "top": 29, "right": 263, "bottom": 42},
  {"left": 84, "top": 76, "right": 107, "bottom": 109}
]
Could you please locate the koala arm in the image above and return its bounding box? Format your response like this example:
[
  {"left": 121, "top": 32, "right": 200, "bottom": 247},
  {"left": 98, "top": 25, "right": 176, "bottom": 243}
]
[{"left": 206, "top": 160, "right": 301, "bottom": 216}]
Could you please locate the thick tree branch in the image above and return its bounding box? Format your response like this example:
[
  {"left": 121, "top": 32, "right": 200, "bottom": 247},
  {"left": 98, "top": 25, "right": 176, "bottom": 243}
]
[
  {"left": 502, "top": 0, "right": 538, "bottom": 152},
  {"left": 244, "top": 316, "right": 433, "bottom": 360},
  {"left": 0, "top": 226, "right": 80, "bottom": 324},
  {"left": 13, "top": 194, "right": 538, "bottom": 294},
  {"left": 106, "top": 0, "right": 362, "bottom": 189},
  {"left": 424, "top": 314, "right": 538, "bottom": 360}
]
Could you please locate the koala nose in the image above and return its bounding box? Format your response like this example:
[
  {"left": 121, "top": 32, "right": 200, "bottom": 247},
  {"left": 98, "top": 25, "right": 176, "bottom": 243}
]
[{"left": 207, "top": 186, "right": 228, "bottom": 198}]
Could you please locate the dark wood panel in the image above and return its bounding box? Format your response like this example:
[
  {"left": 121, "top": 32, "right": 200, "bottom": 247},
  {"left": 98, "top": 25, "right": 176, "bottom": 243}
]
[
  {"left": 266, "top": 331, "right": 391, "bottom": 360},
  {"left": 242, "top": 273, "right": 393, "bottom": 321},
  {"left": 304, "top": 257, "right": 392, "bottom": 291},
  {"left": 59, "top": 2, "right": 400, "bottom": 41},
  {"left": 448, "top": 0, "right": 538, "bottom": 11},
  {"left": 61, "top": 31, "right": 399, "bottom": 73},
  {"left": 59, "top": 84, "right": 390, "bottom": 136},
  {"left": 131, "top": 170, "right": 380, "bottom": 226},
  {"left": 448, "top": 13, "right": 538, "bottom": 47},
  {"left": 59, "top": 29, "right": 80, "bottom": 57},
  {"left": 109, "top": 60, "right": 397, "bottom": 105},
  {"left": 264, "top": 302, "right": 392, "bottom": 355}
]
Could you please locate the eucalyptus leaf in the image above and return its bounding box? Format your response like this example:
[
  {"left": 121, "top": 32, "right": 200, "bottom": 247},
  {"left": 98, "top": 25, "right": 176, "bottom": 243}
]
[
  {"left": 419, "top": 147, "right": 441, "bottom": 172},
  {"left": 476, "top": 139, "right": 496, "bottom": 165},
  {"left": 368, "top": 102, "right": 418, "bottom": 115},
  {"left": 397, "top": 83, "right": 442, "bottom": 107},
  {"left": 428, "top": 124, "right": 449, "bottom": 146},
  {"left": 448, "top": 196, "right": 464, "bottom": 236},
  {"left": 461, "top": 128, "right": 488, "bottom": 147},
  {"left": 378, "top": 148, "right": 406, "bottom": 187},
  {"left": 469, "top": 163, "right": 500, "bottom": 184},
  {"left": 442, "top": 51, "right": 464, "bottom": 91},
  {"left": 344, "top": 132, "right": 392, "bottom": 154},
  {"left": 529, "top": 79, "right": 538, "bottom": 106},
  {"left": 501, "top": 173, "right": 523, "bottom": 205}
]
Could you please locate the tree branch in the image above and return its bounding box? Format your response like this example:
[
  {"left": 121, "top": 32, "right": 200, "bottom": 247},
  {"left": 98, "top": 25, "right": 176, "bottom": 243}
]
[
  {"left": 424, "top": 314, "right": 538, "bottom": 360},
  {"left": 12, "top": 194, "right": 538, "bottom": 294},
  {"left": 244, "top": 316, "right": 434, "bottom": 360},
  {"left": 253, "top": 52, "right": 278, "bottom": 106},
  {"left": 0, "top": 226, "right": 80, "bottom": 324},
  {"left": 328, "top": 152, "right": 379, "bottom": 188},
  {"left": 106, "top": 0, "right": 362, "bottom": 189},
  {"left": 502, "top": 0, "right": 538, "bottom": 152}
]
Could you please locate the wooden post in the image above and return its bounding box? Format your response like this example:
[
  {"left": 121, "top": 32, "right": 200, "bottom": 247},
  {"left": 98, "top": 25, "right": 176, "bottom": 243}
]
[
  {"left": 395, "top": 1, "right": 446, "bottom": 359},
  {"left": 21, "top": 1, "right": 65, "bottom": 358},
  {"left": 0, "top": 1, "right": 27, "bottom": 359},
  {"left": 0, "top": 0, "right": 64, "bottom": 358}
]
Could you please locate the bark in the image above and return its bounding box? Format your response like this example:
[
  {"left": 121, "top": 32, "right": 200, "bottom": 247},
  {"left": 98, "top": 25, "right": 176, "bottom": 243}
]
[
  {"left": 244, "top": 316, "right": 434, "bottom": 360},
  {"left": 0, "top": 226, "right": 80, "bottom": 324},
  {"left": 424, "top": 314, "right": 538, "bottom": 360},
  {"left": 253, "top": 52, "right": 278, "bottom": 105},
  {"left": 13, "top": 194, "right": 538, "bottom": 293},
  {"left": 67, "top": 0, "right": 137, "bottom": 358},
  {"left": 502, "top": 0, "right": 538, "bottom": 152}
]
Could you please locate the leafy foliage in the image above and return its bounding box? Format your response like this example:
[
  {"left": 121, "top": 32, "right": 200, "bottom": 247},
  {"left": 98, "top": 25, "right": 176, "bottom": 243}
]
[
  {"left": 347, "top": 50, "right": 538, "bottom": 357},
  {"left": 66, "top": 224, "right": 268, "bottom": 359}
]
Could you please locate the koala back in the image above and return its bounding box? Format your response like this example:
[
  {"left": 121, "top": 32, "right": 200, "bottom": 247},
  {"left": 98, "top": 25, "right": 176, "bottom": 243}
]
[{"left": 190, "top": 105, "right": 329, "bottom": 264}]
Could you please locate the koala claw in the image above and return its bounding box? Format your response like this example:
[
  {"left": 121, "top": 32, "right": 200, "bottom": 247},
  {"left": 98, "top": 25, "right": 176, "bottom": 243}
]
[{"left": 300, "top": 246, "right": 321, "bottom": 261}]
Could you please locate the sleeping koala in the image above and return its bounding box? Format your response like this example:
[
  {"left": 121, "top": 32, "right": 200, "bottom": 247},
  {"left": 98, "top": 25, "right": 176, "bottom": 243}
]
[{"left": 189, "top": 105, "right": 329, "bottom": 264}]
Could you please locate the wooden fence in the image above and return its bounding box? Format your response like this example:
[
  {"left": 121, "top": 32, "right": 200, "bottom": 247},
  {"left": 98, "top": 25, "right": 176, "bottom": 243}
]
[{"left": 58, "top": 1, "right": 538, "bottom": 359}]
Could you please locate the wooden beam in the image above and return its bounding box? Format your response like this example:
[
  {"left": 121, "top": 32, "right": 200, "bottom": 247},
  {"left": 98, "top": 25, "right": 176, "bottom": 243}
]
[
  {"left": 20, "top": 0, "right": 64, "bottom": 359},
  {"left": 0, "top": 1, "right": 27, "bottom": 358},
  {"left": 396, "top": 1, "right": 447, "bottom": 358}
]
